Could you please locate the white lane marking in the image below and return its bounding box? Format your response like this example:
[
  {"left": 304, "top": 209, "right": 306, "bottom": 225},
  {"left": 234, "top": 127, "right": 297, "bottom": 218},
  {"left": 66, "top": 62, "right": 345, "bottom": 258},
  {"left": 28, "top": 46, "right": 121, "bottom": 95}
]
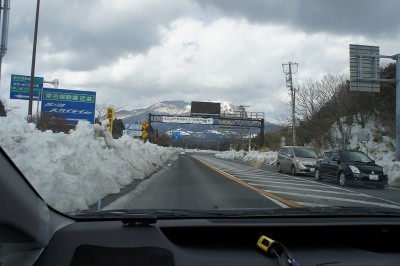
[
  {"left": 240, "top": 178, "right": 337, "bottom": 189},
  {"left": 247, "top": 183, "right": 362, "bottom": 197},
  {"left": 295, "top": 202, "right": 329, "bottom": 207},
  {"left": 258, "top": 193, "right": 290, "bottom": 208},
  {"left": 261, "top": 190, "right": 400, "bottom": 209}
]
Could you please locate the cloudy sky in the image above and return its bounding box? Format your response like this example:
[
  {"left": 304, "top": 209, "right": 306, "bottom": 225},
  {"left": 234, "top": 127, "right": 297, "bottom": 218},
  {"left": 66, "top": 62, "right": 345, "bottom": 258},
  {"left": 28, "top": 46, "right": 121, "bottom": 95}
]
[{"left": 1, "top": 0, "right": 399, "bottom": 122}]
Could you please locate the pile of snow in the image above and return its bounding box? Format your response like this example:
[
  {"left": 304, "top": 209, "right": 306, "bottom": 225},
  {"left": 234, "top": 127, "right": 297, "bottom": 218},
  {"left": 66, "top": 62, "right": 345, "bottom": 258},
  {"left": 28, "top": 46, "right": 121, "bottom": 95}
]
[
  {"left": 216, "top": 150, "right": 277, "bottom": 166},
  {"left": 182, "top": 148, "right": 217, "bottom": 154},
  {"left": 328, "top": 119, "right": 399, "bottom": 186},
  {"left": 0, "top": 114, "right": 176, "bottom": 212}
]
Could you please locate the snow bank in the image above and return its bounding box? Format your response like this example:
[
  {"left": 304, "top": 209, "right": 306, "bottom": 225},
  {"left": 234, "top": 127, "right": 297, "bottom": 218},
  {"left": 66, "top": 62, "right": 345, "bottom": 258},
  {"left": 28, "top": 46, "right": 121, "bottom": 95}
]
[
  {"left": 216, "top": 150, "right": 278, "bottom": 166},
  {"left": 0, "top": 114, "right": 176, "bottom": 212}
]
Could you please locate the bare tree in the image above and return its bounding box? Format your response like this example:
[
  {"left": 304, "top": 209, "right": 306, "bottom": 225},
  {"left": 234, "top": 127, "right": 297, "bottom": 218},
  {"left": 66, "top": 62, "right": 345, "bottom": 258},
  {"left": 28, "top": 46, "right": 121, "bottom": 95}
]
[
  {"left": 95, "top": 103, "right": 108, "bottom": 123},
  {"left": 95, "top": 103, "right": 126, "bottom": 124}
]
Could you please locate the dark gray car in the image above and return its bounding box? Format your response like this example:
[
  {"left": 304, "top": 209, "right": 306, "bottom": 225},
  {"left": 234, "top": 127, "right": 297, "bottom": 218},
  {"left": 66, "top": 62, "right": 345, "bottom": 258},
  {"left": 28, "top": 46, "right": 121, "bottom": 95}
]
[{"left": 314, "top": 149, "right": 388, "bottom": 188}]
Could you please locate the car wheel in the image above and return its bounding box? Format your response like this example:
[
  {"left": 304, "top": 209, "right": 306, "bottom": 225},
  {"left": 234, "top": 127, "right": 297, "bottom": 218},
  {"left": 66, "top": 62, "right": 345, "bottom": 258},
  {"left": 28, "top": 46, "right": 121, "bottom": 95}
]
[
  {"left": 314, "top": 168, "right": 322, "bottom": 181},
  {"left": 291, "top": 165, "right": 296, "bottom": 176},
  {"left": 277, "top": 163, "right": 282, "bottom": 173},
  {"left": 338, "top": 172, "right": 347, "bottom": 186}
]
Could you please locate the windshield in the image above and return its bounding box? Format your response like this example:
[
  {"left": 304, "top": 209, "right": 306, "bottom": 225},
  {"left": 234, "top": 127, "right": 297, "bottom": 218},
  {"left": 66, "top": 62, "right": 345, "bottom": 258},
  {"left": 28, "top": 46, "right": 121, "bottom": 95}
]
[
  {"left": 293, "top": 147, "right": 318, "bottom": 158},
  {"left": 340, "top": 151, "right": 374, "bottom": 163},
  {"left": 0, "top": 1, "right": 399, "bottom": 218}
]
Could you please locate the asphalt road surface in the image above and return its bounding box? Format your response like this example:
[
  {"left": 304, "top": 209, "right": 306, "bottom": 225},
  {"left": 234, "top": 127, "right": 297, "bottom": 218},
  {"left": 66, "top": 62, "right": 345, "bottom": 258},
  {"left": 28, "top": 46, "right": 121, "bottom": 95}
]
[
  {"left": 105, "top": 153, "right": 400, "bottom": 210},
  {"left": 106, "top": 154, "right": 293, "bottom": 210}
]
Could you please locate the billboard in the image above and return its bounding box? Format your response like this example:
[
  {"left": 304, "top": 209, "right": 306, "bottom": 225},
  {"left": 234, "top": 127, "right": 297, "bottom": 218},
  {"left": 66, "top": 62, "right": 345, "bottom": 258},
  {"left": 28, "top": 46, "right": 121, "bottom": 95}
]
[
  {"left": 190, "top": 101, "right": 221, "bottom": 116},
  {"left": 41, "top": 88, "right": 96, "bottom": 125}
]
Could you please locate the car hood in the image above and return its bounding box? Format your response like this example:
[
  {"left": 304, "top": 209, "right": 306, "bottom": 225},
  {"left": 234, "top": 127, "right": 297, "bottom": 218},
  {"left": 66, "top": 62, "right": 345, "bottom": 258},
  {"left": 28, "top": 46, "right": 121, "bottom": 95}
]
[{"left": 347, "top": 162, "right": 383, "bottom": 173}]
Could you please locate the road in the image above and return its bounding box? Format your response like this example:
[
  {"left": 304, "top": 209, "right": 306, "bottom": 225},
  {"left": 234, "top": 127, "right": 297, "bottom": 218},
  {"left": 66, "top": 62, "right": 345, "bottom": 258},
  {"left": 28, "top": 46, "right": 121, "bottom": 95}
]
[{"left": 105, "top": 153, "right": 400, "bottom": 210}]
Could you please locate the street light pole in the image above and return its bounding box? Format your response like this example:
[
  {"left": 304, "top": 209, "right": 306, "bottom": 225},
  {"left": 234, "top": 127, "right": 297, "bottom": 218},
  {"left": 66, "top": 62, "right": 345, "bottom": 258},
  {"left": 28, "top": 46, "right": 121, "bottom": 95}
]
[
  {"left": 0, "top": 0, "right": 10, "bottom": 90},
  {"left": 28, "top": 0, "right": 41, "bottom": 117}
]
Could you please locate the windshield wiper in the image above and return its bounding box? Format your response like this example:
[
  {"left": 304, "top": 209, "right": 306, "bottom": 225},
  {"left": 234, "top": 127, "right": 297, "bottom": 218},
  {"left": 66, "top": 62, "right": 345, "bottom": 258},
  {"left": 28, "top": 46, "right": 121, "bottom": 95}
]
[
  {"left": 67, "top": 210, "right": 158, "bottom": 225},
  {"left": 67, "top": 207, "right": 400, "bottom": 220}
]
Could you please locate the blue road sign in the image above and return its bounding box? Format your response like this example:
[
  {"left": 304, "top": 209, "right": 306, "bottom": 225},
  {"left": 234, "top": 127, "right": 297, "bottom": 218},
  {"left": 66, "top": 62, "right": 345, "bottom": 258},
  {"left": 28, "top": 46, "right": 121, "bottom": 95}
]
[
  {"left": 41, "top": 87, "right": 96, "bottom": 125},
  {"left": 172, "top": 131, "right": 181, "bottom": 140},
  {"left": 10, "top": 74, "right": 44, "bottom": 100}
]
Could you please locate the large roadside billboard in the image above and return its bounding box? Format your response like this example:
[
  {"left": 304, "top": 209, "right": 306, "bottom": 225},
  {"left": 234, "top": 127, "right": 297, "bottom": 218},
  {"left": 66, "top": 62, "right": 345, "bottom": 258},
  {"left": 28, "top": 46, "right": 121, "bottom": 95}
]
[{"left": 41, "top": 88, "right": 96, "bottom": 125}]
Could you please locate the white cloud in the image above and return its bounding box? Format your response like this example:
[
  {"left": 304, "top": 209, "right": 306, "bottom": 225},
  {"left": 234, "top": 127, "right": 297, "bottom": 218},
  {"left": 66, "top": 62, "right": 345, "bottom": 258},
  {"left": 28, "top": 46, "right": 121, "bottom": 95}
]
[{"left": 2, "top": 1, "right": 398, "bottom": 123}]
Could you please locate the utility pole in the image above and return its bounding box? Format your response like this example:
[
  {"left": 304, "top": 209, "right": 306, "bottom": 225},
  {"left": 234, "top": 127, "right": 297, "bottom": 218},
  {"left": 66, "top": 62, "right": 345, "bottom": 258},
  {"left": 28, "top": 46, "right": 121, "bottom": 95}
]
[{"left": 282, "top": 62, "right": 298, "bottom": 146}]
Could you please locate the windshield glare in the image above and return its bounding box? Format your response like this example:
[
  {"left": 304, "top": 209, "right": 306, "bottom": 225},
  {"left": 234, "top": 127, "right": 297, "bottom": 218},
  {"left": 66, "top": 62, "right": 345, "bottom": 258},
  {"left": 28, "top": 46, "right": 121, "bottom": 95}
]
[{"left": 0, "top": 0, "right": 399, "bottom": 217}]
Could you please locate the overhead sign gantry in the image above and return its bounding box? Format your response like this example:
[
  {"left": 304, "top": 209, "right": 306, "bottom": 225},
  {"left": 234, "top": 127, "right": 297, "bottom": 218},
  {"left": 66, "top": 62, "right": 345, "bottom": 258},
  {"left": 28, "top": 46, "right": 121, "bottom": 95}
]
[{"left": 146, "top": 101, "right": 265, "bottom": 147}]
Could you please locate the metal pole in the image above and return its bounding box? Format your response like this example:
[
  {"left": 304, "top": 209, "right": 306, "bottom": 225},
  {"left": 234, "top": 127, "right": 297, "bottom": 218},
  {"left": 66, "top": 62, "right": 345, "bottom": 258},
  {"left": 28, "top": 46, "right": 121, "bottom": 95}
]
[
  {"left": 0, "top": 0, "right": 2, "bottom": 90},
  {"left": 28, "top": 0, "right": 40, "bottom": 117},
  {"left": 248, "top": 127, "right": 251, "bottom": 151},
  {"left": 0, "top": 0, "right": 9, "bottom": 55},
  {"left": 260, "top": 118, "right": 265, "bottom": 147},
  {"left": 0, "top": 0, "right": 10, "bottom": 90},
  {"left": 396, "top": 54, "right": 400, "bottom": 161}
]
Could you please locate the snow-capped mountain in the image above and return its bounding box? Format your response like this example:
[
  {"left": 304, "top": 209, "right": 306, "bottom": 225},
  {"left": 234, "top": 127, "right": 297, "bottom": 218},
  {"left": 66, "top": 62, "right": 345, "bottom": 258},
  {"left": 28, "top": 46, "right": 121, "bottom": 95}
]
[
  {"left": 118, "top": 100, "right": 241, "bottom": 122},
  {"left": 115, "top": 101, "right": 189, "bottom": 120},
  {"left": 148, "top": 101, "right": 191, "bottom": 115}
]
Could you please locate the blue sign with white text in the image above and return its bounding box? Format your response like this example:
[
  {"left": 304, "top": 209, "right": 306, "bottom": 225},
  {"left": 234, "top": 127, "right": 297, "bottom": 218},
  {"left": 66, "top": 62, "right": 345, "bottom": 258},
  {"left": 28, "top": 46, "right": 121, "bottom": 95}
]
[
  {"left": 10, "top": 74, "right": 44, "bottom": 100},
  {"left": 41, "top": 88, "right": 96, "bottom": 125}
]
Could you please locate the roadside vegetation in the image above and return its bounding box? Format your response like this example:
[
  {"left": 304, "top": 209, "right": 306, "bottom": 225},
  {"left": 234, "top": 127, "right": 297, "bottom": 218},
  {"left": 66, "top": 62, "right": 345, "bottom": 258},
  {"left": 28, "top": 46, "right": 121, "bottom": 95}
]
[{"left": 264, "top": 63, "right": 396, "bottom": 152}]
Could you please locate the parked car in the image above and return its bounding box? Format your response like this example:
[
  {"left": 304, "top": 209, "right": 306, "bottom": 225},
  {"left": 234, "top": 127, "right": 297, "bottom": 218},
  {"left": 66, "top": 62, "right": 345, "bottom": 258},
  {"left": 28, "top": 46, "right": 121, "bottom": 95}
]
[
  {"left": 276, "top": 146, "right": 319, "bottom": 175},
  {"left": 314, "top": 149, "right": 388, "bottom": 188}
]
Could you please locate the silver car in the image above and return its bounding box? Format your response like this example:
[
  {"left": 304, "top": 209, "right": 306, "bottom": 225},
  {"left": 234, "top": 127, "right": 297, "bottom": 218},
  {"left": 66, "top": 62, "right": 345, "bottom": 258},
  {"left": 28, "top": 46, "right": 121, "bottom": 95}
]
[{"left": 276, "top": 146, "right": 319, "bottom": 175}]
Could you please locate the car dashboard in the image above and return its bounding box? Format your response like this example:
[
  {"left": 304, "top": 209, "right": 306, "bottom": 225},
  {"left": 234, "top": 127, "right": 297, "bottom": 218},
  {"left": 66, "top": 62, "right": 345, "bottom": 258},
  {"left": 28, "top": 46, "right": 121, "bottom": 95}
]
[{"left": 33, "top": 216, "right": 400, "bottom": 266}]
